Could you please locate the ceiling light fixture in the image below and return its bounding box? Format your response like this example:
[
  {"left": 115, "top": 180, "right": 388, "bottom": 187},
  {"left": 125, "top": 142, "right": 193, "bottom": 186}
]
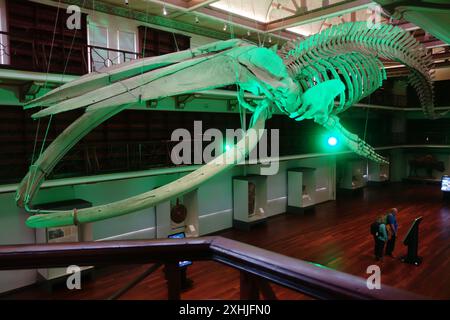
[
  {"left": 163, "top": 5, "right": 168, "bottom": 16},
  {"left": 247, "top": 30, "right": 251, "bottom": 36},
  {"left": 195, "top": 16, "right": 199, "bottom": 24},
  {"left": 223, "top": 23, "right": 227, "bottom": 31},
  {"left": 125, "top": 0, "right": 128, "bottom": 5}
]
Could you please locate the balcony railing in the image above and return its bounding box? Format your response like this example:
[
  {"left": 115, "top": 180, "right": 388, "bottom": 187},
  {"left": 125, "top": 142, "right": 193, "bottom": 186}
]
[
  {"left": 0, "top": 236, "right": 424, "bottom": 300},
  {"left": 0, "top": 31, "right": 141, "bottom": 75},
  {"left": 87, "top": 45, "right": 141, "bottom": 73}
]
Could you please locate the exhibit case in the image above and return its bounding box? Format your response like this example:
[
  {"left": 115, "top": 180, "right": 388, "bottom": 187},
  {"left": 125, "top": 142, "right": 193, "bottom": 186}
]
[
  {"left": 232, "top": 175, "right": 268, "bottom": 230},
  {"left": 287, "top": 167, "right": 316, "bottom": 213},
  {"left": 368, "top": 156, "right": 390, "bottom": 183},
  {"left": 34, "top": 199, "right": 93, "bottom": 282},
  {"left": 338, "top": 159, "right": 367, "bottom": 191},
  {"left": 155, "top": 189, "right": 199, "bottom": 238}
]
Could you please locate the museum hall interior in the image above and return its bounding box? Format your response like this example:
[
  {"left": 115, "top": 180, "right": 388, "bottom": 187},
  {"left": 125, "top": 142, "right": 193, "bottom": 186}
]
[{"left": 0, "top": 0, "right": 449, "bottom": 305}]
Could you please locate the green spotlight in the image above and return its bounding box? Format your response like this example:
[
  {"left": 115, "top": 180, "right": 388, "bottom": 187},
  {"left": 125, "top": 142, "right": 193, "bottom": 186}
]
[
  {"left": 327, "top": 136, "right": 338, "bottom": 147},
  {"left": 225, "top": 144, "right": 231, "bottom": 151}
]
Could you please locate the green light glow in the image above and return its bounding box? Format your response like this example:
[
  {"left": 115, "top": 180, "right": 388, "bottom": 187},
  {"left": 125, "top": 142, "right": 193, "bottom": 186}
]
[{"left": 327, "top": 136, "right": 338, "bottom": 147}]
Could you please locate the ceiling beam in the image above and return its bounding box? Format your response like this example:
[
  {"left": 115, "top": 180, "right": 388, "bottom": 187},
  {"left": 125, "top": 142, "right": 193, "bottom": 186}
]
[
  {"left": 423, "top": 40, "right": 448, "bottom": 49},
  {"left": 61, "top": 0, "right": 231, "bottom": 39},
  {"left": 267, "top": 0, "right": 372, "bottom": 32},
  {"left": 197, "top": 6, "right": 267, "bottom": 32},
  {"left": 153, "top": 0, "right": 219, "bottom": 11},
  {"left": 395, "top": 22, "right": 420, "bottom": 32},
  {"left": 160, "top": 0, "right": 268, "bottom": 33},
  {"left": 187, "top": 0, "right": 220, "bottom": 11},
  {"left": 195, "top": 7, "right": 297, "bottom": 40},
  {"left": 161, "top": 0, "right": 220, "bottom": 11},
  {"left": 154, "top": 0, "right": 296, "bottom": 41},
  {"left": 149, "top": 0, "right": 188, "bottom": 9}
]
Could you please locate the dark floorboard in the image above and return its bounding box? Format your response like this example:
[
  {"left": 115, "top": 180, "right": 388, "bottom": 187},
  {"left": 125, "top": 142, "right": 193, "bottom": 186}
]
[{"left": 3, "top": 183, "right": 450, "bottom": 300}]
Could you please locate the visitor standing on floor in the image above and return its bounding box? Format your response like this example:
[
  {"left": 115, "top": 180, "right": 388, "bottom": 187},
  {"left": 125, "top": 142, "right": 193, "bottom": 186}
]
[
  {"left": 386, "top": 208, "right": 399, "bottom": 257},
  {"left": 371, "top": 215, "right": 388, "bottom": 261}
]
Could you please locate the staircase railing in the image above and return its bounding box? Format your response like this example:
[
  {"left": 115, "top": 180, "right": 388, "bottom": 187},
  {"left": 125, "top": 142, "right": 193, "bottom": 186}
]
[{"left": 0, "top": 236, "right": 423, "bottom": 300}]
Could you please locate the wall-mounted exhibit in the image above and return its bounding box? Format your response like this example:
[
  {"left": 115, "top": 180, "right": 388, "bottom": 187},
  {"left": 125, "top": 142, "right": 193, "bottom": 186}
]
[{"left": 156, "top": 191, "right": 199, "bottom": 238}]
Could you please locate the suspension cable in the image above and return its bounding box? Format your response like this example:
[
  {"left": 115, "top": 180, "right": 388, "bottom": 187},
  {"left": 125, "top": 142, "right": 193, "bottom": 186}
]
[
  {"left": 26, "top": 0, "right": 90, "bottom": 205},
  {"left": 26, "top": 1, "right": 62, "bottom": 202}
]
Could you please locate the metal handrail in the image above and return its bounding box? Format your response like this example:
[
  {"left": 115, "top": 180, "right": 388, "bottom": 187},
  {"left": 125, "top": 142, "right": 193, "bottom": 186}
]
[{"left": 0, "top": 236, "right": 424, "bottom": 300}]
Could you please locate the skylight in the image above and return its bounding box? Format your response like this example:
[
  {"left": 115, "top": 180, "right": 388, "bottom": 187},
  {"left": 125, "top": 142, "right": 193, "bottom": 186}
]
[{"left": 210, "top": 0, "right": 351, "bottom": 23}]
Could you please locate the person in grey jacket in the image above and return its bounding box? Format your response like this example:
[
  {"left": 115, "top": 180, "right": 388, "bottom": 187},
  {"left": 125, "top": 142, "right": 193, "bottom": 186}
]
[{"left": 374, "top": 215, "right": 388, "bottom": 261}]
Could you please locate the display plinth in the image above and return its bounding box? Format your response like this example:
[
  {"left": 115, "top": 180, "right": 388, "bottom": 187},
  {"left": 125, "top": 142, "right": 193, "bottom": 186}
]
[
  {"left": 287, "top": 167, "right": 316, "bottom": 214},
  {"left": 338, "top": 159, "right": 367, "bottom": 195},
  {"left": 441, "top": 176, "right": 450, "bottom": 201},
  {"left": 443, "top": 191, "right": 450, "bottom": 201},
  {"left": 155, "top": 190, "right": 199, "bottom": 238},
  {"left": 401, "top": 217, "right": 423, "bottom": 266},
  {"left": 368, "top": 158, "right": 390, "bottom": 185},
  {"left": 34, "top": 199, "right": 94, "bottom": 285},
  {"left": 232, "top": 175, "right": 267, "bottom": 231}
]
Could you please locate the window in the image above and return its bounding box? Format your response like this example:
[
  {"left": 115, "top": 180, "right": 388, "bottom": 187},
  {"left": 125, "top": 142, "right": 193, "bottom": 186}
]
[
  {"left": 117, "top": 30, "right": 137, "bottom": 63},
  {"left": 0, "top": 0, "right": 9, "bottom": 65},
  {"left": 88, "top": 24, "right": 109, "bottom": 72}
]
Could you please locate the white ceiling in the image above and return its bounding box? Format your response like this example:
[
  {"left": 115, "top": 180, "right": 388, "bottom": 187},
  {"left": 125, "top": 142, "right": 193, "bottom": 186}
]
[
  {"left": 288, "top": 7, "right": 386, "bottom": 36},
  {"left": 211, "top": 0, "right": 349, "bottom": 23}
]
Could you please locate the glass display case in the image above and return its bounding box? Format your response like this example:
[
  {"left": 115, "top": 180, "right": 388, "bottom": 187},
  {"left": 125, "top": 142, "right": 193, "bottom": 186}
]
[
  {"left": 232, "top": 175, "right": 268, "bottom": 230},
  {"left": 338, "top": 159, "right": 367, "bottom": 191},
  {"left": 368, "top": 156, "right": 390, "bottom": 184},
  {"left": 287, "top": 167, "right": 316, "bottom": 213}
]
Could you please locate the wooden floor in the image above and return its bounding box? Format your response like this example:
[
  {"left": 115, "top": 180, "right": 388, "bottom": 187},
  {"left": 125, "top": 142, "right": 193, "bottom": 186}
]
[{"left": 3, "top": 183, "right": 450, "bottom": 300}]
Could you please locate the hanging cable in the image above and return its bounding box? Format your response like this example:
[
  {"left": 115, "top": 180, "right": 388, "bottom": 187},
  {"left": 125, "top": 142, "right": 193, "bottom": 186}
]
[
  {"left": 265, "top": 0, "right": 275, "bottom": 25},
  {"left": 250, "top": 0, "right": 261, "bottom": 46},
  {"left": 43, "top": 0, "right": 62, "bottom": 90},
  {"left": 28, "top": 0, "right": 61, "bottom": 177},
  {"left": 26, "top": 0, "right": 87, "bottom": 205},
  {"left": 226, "top": 0, "right": 234, "bottom": 39},
  {"left": 62, "top": 0, "right": 87, "bottom": 79},
  {"left": 172, "top": 32, "right": 180, "bottom": 52},
  {"left": 139, "top": 0, "right": 151, "bottom": 98},
  {"left": 275, "top": 1, "right": 288, "bottom": 47},
  {"left": 363, "top": 106, "right": 370, "bottom": 141},
  {"left": 363, "top": 98, "right": 371, "bottom": 177},
  {"left": 41, "top": 0, "right": 88, "bottom": 156},
  {"left": 39, "top": 115, "right": 54, "bottom": 157}
]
